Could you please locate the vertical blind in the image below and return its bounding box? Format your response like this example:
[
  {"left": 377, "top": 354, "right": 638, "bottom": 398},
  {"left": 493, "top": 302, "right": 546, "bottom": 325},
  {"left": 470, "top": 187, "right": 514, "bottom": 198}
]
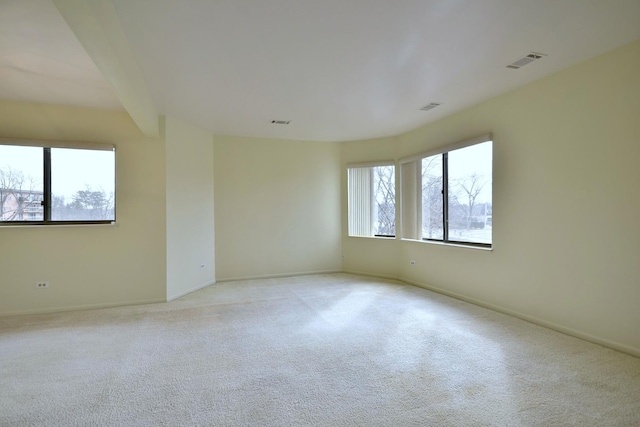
[{"left": 348, "top": 167, "right": 373, "bottom": 236}]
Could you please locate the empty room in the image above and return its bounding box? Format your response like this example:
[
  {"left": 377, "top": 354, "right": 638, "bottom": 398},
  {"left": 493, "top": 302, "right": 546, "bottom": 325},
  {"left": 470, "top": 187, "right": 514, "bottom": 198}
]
[{"left": 1, "top": 0, "right": 640, "bottom": 425}]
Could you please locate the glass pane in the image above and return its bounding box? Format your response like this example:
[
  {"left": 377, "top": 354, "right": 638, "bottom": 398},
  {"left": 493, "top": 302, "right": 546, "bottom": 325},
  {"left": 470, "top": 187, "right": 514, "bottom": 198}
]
[
  {"left": 51, "top": 148, "right": 115, "bottom": 221},
  {"left": 422, "top": 154, "right": 443, "bottom": 240},
  {"left": 447, "top": 141, "right": 492, "bottom": 244},
  {"left": 372, "top": 165, "right": 395, "bottom": 236},
  {"left": 0, "top": 145, "right": 43, "bottom": 222}
]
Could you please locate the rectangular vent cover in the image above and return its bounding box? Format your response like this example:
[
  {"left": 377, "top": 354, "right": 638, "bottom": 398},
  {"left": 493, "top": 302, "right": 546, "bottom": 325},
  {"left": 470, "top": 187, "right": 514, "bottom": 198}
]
[
  {"left": 419, "top": 102, "right": 441, "bottom": 112},
  {"left": 507, "top": 52, "right": 546, "bottom": 69}
]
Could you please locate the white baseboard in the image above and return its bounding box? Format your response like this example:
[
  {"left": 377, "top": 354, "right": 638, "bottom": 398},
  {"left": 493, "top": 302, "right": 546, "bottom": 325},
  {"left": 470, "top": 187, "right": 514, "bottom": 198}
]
[
  {"left": 399, "top": 276, "right": 640, "bottom": 359},
  {"left": 216, "top": 269, "right": 342, "bottom": 283},
  {"left": 3, "top": 269, "right": 637, "bottom": 358},
  {"left": 167, "top": 281, "right": 216, "bottom": 301},
  {"left": 0, "top": 298, "right": 166, "bottom": 317}
]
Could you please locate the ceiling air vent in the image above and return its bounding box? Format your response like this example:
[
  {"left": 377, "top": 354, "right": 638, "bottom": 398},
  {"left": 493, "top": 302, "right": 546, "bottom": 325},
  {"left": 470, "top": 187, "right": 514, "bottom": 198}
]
[
  {"left": 506, "top": 52, "right": 547, "bottom": 69},
  {"left": 271, "top": 120, "right": 291, "bottom": 125},
  {"left": 419, "top": 102, "right": 441, "bottom": 112}
]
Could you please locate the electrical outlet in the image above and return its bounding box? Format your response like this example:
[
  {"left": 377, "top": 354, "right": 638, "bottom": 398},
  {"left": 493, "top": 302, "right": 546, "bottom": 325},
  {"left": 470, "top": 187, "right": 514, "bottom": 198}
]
[
  {"left": 410, "top": 260, "right": 416, "bottom": 265},
  {"left": 36, "top": 282, "right": 49, "bottom": 289}
]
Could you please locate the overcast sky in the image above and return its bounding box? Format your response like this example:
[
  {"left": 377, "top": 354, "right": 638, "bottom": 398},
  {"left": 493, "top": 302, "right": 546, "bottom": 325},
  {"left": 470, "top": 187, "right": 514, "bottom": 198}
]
[
  {"left": 0, "top": 145, "right": 115, "bottom": 200},
  {"left": 448, "top": 141, "right": 492, "bottom": 204}
]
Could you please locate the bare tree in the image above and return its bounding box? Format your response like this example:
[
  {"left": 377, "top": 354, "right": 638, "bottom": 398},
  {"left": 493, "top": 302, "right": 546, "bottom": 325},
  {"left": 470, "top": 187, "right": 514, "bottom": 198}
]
[
  {"left": 0, "top": 167, "right": 42, "bottom": 221},
  {"left": 101, "top": 191, "right": 115, "bottom": 219},
  {"left": 374, "top": 166, "right": 395, "bottom": 235},
  {"left": 453, "top": 172, "right": 487, "bottom": 228},
  {"left": 1, "top": 165, "right": 114, "bottom": 221},
  {"left": 422, "top": 156, "right": 443, "bottom": 238},
  {"left": 66, "top": 186, "right": 114, "bottom": 220}
]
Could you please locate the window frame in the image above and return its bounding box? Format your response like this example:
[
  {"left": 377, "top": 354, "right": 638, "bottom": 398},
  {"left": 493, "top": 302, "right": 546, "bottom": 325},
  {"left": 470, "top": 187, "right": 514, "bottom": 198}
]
[
  {"left": 347, "top": 160, "right": 397, "bottom": 239},
  {"left": 399, "top": 134, "right": 492, "bottom": 249},
  {"left": 0, "top": 138, "right": 116, "bottom": 226}
]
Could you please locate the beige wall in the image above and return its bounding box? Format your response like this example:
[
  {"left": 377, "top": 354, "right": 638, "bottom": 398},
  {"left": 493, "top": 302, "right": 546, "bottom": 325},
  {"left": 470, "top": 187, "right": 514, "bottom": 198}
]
[
  {"left": 342, "top": 136, "right": 402, "bottom": 278},
  {"left": 214, "top": 135, "right": 342, "bottom": 280},
  {"left": 165, "top": 117, "right": 215, "bottom": 300},
  {"left": 342, "top": 40, "right": 640, "bottom": 355},
  {"left": 0, "top": 101, "right": 167, "bottom": 314}
]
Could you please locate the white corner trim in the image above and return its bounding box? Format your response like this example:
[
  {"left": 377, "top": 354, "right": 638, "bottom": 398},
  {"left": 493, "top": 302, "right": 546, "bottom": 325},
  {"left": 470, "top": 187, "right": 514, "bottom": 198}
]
[{"left": 167, "top": 281, "right": 216, "bottom": 302}]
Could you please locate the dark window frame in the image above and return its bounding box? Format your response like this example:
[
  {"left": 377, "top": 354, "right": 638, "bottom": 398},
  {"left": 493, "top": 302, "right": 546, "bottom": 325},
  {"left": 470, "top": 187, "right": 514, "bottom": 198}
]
[
  {"left": 401, "top": 135, "right": 493, "bottom": 249},
  {"left": 421, "top": 150, "right": 491, "bottom": 249},
  {"left": 347, "top": 162, "right": 397, "bottom": 238},
  {"left": 0, "top": 142, "right": 116, "bottom": 226}
]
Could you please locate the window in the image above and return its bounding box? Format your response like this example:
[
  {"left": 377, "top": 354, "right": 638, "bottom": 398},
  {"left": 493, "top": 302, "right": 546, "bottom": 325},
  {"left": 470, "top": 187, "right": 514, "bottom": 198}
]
[
  {"left": 0, "top": 140, "right": 115, "bottom": 225},
  {"left": 401, "top": 136, "right": 492, "bottom": 247},
  {"left": 348, "top": 163, "right": 395, "bottom": 237}
]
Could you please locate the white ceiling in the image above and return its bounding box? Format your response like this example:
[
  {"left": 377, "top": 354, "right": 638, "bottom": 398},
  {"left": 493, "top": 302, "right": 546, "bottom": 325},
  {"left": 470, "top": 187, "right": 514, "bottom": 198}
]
[
  {"left": 2, "top": 0, "right": 640, "bottom": 142},
  {"left": 0, "top": 0, "right": 121, "bottom": 109}
]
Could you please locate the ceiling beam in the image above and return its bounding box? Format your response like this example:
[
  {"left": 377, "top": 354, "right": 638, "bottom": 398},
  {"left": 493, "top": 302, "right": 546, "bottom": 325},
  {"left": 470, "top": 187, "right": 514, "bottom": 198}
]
[{"left": 52, "top": 0, "right": 159, "bottom": 138}]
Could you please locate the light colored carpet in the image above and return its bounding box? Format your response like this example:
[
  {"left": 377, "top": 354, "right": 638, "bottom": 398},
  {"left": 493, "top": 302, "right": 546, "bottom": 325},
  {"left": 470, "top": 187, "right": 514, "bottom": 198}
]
[{"left": 1, "top": 273, "right": 639, "bottom": 426}]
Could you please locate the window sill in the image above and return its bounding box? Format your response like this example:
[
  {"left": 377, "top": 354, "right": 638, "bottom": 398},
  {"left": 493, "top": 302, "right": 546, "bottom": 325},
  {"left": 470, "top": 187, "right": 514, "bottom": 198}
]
[
  {"left": 348, "top": 235, "right": 396, "bottom": 240},
  {"left": 401, "top": 238, "right": 492, "bottom": 251},
  {"left": 0, "top": 222, "right": 117, "bottom": 229}
]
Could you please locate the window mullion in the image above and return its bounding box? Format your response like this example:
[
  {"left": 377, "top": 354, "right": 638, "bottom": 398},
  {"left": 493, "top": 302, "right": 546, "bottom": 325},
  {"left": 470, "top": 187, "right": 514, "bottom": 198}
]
[
  {"left": 370, "top": 167, "right": 375, "bottom": 236},
  {"left": 43, "top": 147, "right": 52, "bottom": 221},
  {"left": 442, "top": 152, "right": 449, "bottom": 242}
]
